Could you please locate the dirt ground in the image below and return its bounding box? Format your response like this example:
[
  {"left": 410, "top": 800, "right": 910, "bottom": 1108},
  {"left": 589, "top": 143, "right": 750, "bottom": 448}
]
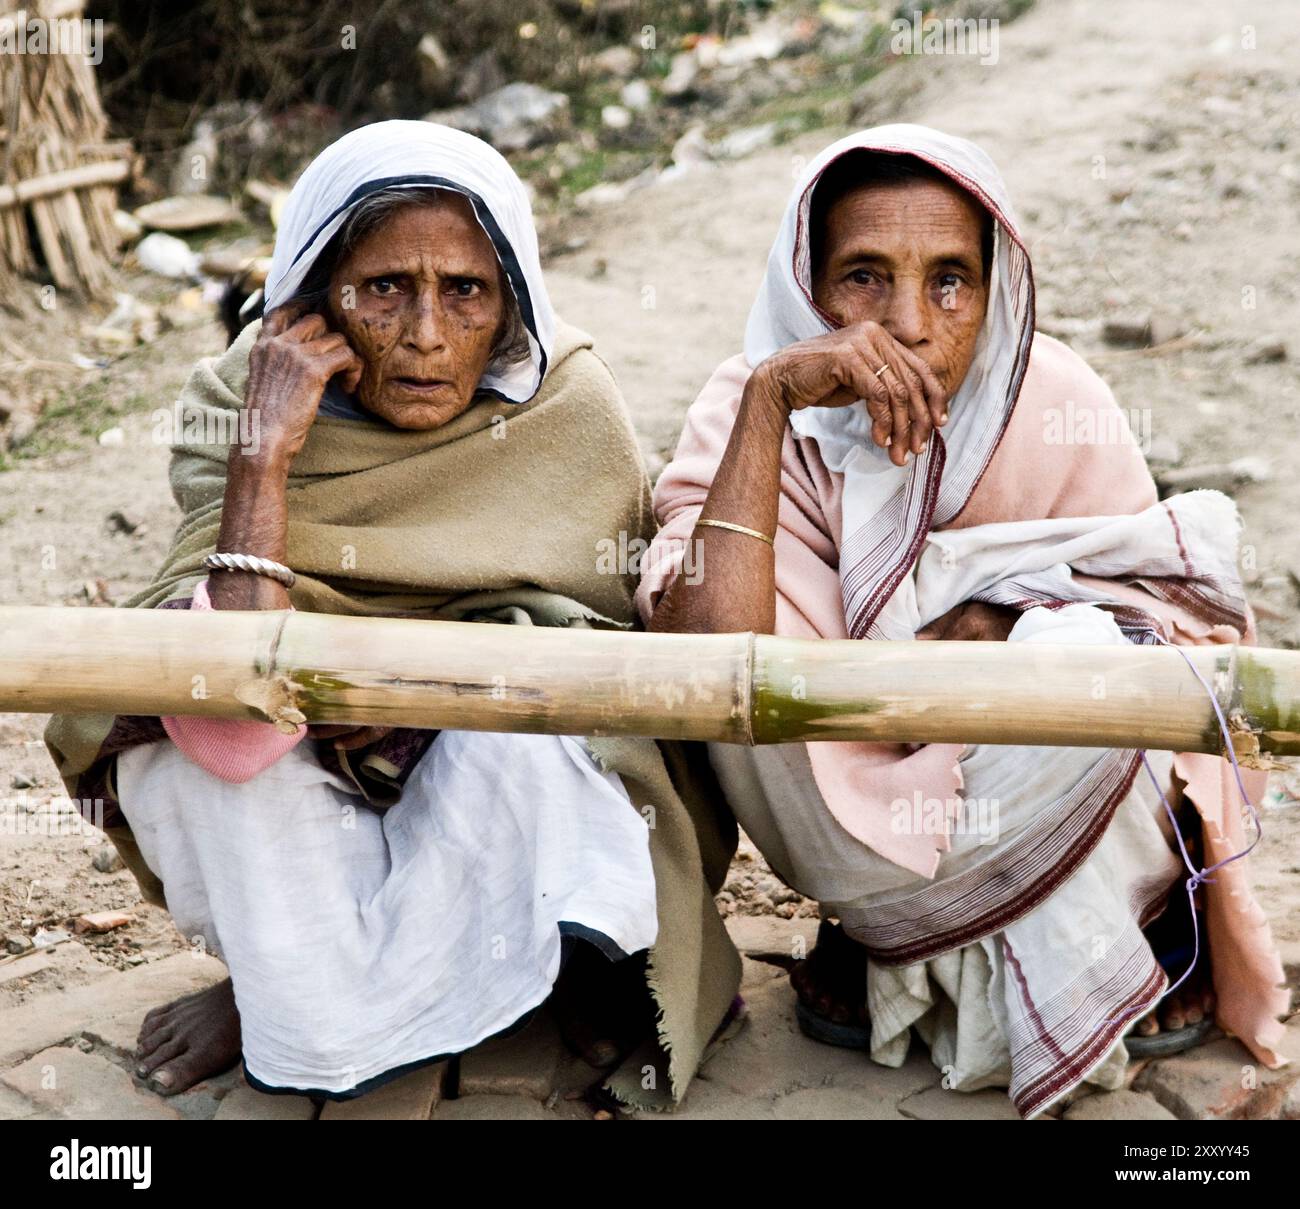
[{"left": 2, "top": 0, "right": 1298, "bottom": 1025}]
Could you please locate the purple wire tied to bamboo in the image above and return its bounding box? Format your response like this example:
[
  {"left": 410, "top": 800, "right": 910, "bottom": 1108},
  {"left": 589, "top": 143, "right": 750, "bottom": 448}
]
[{"left": 1101, "top": 632, "right": 1265, "bottom": 1034}]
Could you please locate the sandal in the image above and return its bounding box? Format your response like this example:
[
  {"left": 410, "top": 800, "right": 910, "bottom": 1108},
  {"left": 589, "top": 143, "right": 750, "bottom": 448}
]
[
  {"left": 1127, "top": 791, "right": 1216, "bottom": 1058},
  {"left": 1126, "top": 911, "right": 1217, "bottom": 1057},
  {"left": 791, "top": 919, "right": 871, "bottom": 1049},
  {"left": 1125, "top": 1016, "right": 1214, "bottom": 1058}
]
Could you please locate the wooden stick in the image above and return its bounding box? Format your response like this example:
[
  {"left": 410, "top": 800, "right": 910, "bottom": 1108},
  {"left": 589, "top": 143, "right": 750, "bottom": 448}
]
[
  {"left": 2, "top": 606, "right": 1297, "bottom": 760},
  {"left": 0, "top": 158, "right": 128, "bottom": 210}
]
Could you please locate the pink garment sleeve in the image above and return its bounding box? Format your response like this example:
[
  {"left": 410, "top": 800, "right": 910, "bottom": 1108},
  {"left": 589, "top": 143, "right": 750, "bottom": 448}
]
[{"left": 160, "top": 577, "right": 308, "bottom": 783}]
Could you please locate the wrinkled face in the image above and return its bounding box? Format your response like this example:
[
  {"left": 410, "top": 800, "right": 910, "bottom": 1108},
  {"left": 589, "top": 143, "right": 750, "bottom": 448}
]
[
  {"left": 811, "top": 177, "right": 990, "bottom": 400},
  {"left": 327, "top": 194, "right": 506, "bottom": 429}
]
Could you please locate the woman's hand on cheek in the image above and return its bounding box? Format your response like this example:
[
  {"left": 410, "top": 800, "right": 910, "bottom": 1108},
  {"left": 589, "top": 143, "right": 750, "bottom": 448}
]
[
  {"left": 245, "top": 302, "right": 366, "bottom": 467},
  {"left": 753, "top": 320, "right": 947, "bottom": 467}
]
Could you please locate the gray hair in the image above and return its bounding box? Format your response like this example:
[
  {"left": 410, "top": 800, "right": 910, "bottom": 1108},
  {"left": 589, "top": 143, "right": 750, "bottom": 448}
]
[{"left": 289, "top": 185, "right": 532, "bottom": 379}]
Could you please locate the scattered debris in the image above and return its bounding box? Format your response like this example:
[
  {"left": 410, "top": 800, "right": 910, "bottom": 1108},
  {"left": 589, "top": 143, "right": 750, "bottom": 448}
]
[
  {"left": 199, "top": 249, "right": 271, "bottom": 281},
  {"left": 160, "top": 286, "right": 211, "bottom": 331},
  {"left": 455, "top": 49, "right": 507, "bottom": 104},
  {"left": 91, "top": 845, "right": 124, "bottom": 874},
  {"left": 169, "top": 101, "right": 274, "bottom": 198},
  {"left": 591, "top": 44, "right": 639, "bottom": 79},
  {"left": 244, "top": 182, "right": 287, "bottom": 228},
  {"left": 1245, "top": 338, "right": 1287, "bottom": 364},
  {"left": 4, "top": 934, "right": 34, "bottom": 955},
  {"left": 1102, "top": 314, "right": 1184, "bottom": 348},
  {"left": 10, "top": 771, "right": 35, "bottom": 789},
  {"left": 105, "top": 510, "right": 146, "bottom": 537},
  {"left": 601, "top": 105, "right": 633, "bottom": 131},
  {"left": 74, "top": 911, "right": 135, "bottom": 935},
  {"left": 416, "top": 32, "right": 451, "bottom": 94},
  {"left": 662, "top": 51, "right": 701, "bottom": 100},
  {"left": 113, "top": 209, "right": 144, "bottom": 243},
  {"left": 714, "top": 122, "right": 779, "bottom": 159},
  {"left": 82, "top": 291, "right": 161, "bottom": 350},
  {"left": 0, "top": 950, "right": 52, "bottom": 984},
  {"left": 133, "top": 195, "right": 242, "bottom": 232},
  {"left": 423, "top": 83, "right": 570, "bottom": 152},
  {"left": 1156, "top": 456, "right": 1271, "bottom": 495},
  {"left": 620, "top": 79, "right": 653, "bottom": 112},
  {"left": 134, "top": 232, "right": 201, "bottom": 280},
  {"left": 80, "top": 578, "right": 114, "bottom": 606},
  {"left": 32, "top": 927, "right": 72, "bottom": 949}
]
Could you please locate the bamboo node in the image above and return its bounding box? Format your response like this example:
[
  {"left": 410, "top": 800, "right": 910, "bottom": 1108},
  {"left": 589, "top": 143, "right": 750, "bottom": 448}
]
[
  {"left": 1224, "top": 710, "right": 1286, "bottom": 770},
  {"left": 234, "top": 674, "right": 308, "bottom": 733},
  {"left": 741, "top": 631, "right": 756, "bottom": 746}
]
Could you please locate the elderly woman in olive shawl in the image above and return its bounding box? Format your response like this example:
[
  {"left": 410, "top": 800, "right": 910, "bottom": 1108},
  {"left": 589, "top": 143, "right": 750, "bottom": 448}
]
[{"left": 44, "top": 121, "right": 740, "bottom": 1109}]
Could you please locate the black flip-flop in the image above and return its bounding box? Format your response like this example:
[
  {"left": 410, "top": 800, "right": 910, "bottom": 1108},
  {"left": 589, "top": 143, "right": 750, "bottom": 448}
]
[
  {"left": 1125, "top": 1016, "right": 1214, "bottom": 1058},
  {"left": 791, "top": 919, "right": 871, "bottom": 1049},
  {"left": 795, "top": 998, "right": 871, "bottom": 1049}
]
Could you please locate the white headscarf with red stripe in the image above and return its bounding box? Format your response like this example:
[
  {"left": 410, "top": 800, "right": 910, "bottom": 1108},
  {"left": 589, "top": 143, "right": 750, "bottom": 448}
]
[{"left": 744, "top": 124, "right": 1035, "bottom": 640}]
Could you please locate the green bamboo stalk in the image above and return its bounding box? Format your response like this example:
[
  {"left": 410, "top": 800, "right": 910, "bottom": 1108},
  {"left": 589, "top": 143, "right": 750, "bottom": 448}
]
[{"left": 1, "top": 605, "right": 1297, "bottom": 761}]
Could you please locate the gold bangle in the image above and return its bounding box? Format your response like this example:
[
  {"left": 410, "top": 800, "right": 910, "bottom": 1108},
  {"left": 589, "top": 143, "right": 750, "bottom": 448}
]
[{"left": 695, "top": 517, "right": 775, "bottom": 545}]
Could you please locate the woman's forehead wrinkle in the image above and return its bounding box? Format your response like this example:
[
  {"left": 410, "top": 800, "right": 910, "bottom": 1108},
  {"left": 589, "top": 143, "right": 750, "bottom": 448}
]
[
  {"left": 827, "top": 187, "right": 984, "bottom": 266},
  {"left": 344, "top": 209, "right": 498, "bottom": 279}
]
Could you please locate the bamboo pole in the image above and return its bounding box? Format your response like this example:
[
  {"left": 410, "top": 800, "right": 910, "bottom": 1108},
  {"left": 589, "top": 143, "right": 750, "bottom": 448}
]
[{"left": 0, "top": 606, "right": 1297, "bottom": 761}]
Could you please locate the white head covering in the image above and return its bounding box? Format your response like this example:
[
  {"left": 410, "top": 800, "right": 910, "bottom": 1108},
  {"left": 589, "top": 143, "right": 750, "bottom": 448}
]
[
  {"left": 263, "top": 119, "right": 556, "bottom": 405},
  {"left": 744, "top": 123, "right": 1035, "bottom": 639}
]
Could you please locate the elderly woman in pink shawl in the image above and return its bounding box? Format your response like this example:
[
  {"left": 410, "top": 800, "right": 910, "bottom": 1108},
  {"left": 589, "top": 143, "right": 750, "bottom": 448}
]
[{"left": 638, "top": 124, "right": 1289, "bottom": 1118}]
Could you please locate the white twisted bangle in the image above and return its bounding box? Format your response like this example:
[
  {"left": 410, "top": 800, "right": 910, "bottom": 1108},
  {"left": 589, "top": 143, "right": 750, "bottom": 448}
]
[{"left": 202, "top": 551, "right": 297, "bottom": 588}]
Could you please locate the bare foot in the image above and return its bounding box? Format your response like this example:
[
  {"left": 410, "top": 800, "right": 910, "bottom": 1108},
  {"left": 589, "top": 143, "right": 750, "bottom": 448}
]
[
  {"left": 1131, "top": 968, "right": 1216, "bottom": 1037},
  {"left": 135, "top": 977, "right": 242, "bottom": 1095},
  {"left": 789, "top": 919, "right": 869, "bottom": 1030},
  {"left": 551, "top": 942, "right": 655, "bottom": 1069},
  {"left": 1135, "top": 790, "right": 1215, "bottom": 1039}
]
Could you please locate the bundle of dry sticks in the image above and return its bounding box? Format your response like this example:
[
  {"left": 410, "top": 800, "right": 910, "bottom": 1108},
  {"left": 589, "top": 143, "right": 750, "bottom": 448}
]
[{"left": 0, "top": 0, "right": 130, "bottom": 305}]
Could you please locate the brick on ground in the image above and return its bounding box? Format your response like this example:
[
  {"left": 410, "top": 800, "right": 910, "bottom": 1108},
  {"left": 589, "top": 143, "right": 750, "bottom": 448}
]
[
  {"left": 773, "top": 1085, "right": 908, "bottom": 1120},
  {"left": 740, "top": 955, "right": 784, "bottom": 990},
  {"left": 629, "top": 1072, "right": 779, "bottom": 1121},
  {"left": 0, "top": 951, "right": 227, "bottom": 1068},
  {"left": 725, "top": 914, "right": 819, "bottom": 968},
  {"left": 0, "top": 950, "right": 53, "bottom": 986},
  {"left": 215, "top": 1079, "right": 317, "bottom": 1121},
  {"left": 2, "top": 1046, "right": 181, "bottom": 1120},
  {"left": 697, "top": 975, "right": 940, "bottom": 1105},
  {"left": 319, "top": 1062, "right": 446, "bottom": 1120},
  {"left": 433, "top": 1093, "right": 556, "bottom": 1121},
  {"left": 1135, "top": 1020, "right": 1300, "bottom": 1120},
  {"left": 457, "top": 1009, "right": 564, "bottom": 1100},
  {"left": 1064, "top": 1089, "right": 1176, "bottom": 1120},
  {"left": 897, "top": 1085, "right": 1023, "bottom": 1121},
  {"left": 165, "top": 1068, "right": 243, "bottom": 1121}
]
